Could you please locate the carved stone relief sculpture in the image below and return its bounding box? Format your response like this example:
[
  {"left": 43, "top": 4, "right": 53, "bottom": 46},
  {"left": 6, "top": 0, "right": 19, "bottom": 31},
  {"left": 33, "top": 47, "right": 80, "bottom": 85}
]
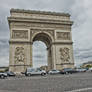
[
  {"left": 56, "top": 32, "right": 70, "bottom": 40},
  {"left": 59, "top": 47, "right": 70, "bottom": 63},
  {"left": 14, "top": 47, "right": 25, "bottom": 64},
  {"left": 31, "top": 29, "right": 54, "bottom": 38},
  {"left": 12, "top": 30, "right": 28, "bottom": 39}
]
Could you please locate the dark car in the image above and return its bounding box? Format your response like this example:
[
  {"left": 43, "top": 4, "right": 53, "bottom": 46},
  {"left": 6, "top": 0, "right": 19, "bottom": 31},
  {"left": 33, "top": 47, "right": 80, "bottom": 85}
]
[
  {"left": 60, "top": 68, "right": 78, "bottom": 74},
  {"left": 7, "top": 71, "right": 16, "bottom": 77}
]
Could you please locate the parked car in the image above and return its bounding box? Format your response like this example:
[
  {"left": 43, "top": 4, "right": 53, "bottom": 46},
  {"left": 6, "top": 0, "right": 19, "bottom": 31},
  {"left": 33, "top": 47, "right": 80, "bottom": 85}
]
[
  {"left": 25, "top": 68, "right": 46, "bottom": 76},
  {"left": 48, "top": 69, "right": 60, "bottom": 74},
  {"left": 0, "top": 72, "right": 7, "bottom": 79},
  {"left": 76, "top": 68, "right": 87, "bottom": 72},
  {"left": 88, "top": 68, "right": 92, "bottom": 72},
  {"left": 7, "top": 71, "right": 16, "bottom": 77},
  {"left": 60, "top": 68, "right": 78, "bottom": 74}
]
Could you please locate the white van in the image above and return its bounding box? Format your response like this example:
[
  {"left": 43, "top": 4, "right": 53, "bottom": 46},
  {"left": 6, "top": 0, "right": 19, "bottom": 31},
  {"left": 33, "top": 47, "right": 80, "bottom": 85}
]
[{"left": 25, "top": 68, "right": 46, "bottom": 76}]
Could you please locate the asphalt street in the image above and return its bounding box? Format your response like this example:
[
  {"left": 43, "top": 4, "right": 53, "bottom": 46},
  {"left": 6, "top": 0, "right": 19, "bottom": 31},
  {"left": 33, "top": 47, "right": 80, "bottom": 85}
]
[{"left": 0, "top": 72, "right": 92, "bottom": 92}]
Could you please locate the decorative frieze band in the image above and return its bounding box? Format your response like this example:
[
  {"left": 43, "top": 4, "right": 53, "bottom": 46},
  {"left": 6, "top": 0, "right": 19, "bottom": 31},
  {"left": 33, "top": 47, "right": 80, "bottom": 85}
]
[
  {"left": 9, "top": 65, "right": 31, "bottom": 66},
  {"left": 31, "top": 28, "right": 54, "bottom": 38}
]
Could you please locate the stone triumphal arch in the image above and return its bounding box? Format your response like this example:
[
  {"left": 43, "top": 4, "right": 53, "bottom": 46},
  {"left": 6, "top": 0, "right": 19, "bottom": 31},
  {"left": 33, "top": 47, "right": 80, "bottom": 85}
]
[{"left": 8, "top": 9, "right": 74, "bottom": 73}]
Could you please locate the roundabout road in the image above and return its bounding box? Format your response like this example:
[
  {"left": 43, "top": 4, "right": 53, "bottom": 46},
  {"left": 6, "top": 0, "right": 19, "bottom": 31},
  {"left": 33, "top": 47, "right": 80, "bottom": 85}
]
[{"left": 0, "top": 72, "right": 92, "bottom": 92}]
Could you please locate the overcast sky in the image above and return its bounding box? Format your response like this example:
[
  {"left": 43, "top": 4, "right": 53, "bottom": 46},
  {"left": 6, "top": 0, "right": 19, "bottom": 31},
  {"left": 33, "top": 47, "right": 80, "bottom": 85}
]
[{"left": 0, "top": 0, "right": 92, "bottom": 67}]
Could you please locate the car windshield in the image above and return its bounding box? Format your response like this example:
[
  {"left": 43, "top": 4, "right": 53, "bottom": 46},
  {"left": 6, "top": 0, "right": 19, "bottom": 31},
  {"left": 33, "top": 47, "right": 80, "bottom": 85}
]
[
  {"left": 37, "top": 68, "right": 41, "bottom": 71},
  {"left": 64, "top": 68, "right": 72, "bottom": 70},
  {"left": 27, "top": 68, "right": 35, "bottom": 72},
  {"left": 52, "top": 70, "right": 57, "bottom": 71}
]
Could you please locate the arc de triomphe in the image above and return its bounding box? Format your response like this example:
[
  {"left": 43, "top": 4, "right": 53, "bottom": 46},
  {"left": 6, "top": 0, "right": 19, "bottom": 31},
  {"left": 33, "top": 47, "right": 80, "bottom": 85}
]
[{"left": 8, "top": 9, "right": 74, "bottom": 73}]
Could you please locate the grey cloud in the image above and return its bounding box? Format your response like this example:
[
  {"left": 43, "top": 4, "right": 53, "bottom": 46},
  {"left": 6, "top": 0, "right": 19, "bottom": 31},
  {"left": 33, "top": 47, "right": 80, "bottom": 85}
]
[
  {"left": 33, "top": 55, "right": 45, "bottom": 58},
  {"left": 0, "top": 39, "right": 9, "bottom": 57},
  {"left": 33, "top": 61, "right": 47, "bottom": 68},
  {"left": 0, "top": 39, "right": 8, "bottom": 45},
  {"left": 0, "top": 39, "right": 9, "bottom": 66},
  {"left": 74, "top": 47, "right": 92, "bottom": 66}
]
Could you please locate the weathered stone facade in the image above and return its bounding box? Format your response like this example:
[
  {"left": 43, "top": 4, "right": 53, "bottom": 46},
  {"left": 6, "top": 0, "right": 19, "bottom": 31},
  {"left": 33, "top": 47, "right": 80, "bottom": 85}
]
[{"left": 8, "top": 9, "right": 74, "bottom": 73}]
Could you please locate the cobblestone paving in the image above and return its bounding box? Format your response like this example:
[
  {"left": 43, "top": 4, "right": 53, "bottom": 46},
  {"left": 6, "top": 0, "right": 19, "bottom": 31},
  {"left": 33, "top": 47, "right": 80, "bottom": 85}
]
[{"left": 0, "top": 72, "right": 92, "bottom": 92}]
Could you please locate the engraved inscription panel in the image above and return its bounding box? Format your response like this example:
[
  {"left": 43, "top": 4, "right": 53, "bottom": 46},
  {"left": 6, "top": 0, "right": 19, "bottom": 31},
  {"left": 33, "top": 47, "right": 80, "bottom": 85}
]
[
  {"left": 56, "top": 32, "right": 70, "bottom": 40},
  {"left": 12, "top": 30, "right": 28, "bottom": 39}
]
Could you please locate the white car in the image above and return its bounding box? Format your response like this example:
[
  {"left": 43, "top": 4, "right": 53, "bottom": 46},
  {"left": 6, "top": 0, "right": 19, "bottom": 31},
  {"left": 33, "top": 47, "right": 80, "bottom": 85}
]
[
  {"left": 25, "top": 68, "right": 46, "bottom": 76},
  {"left": 76, "top": 68, "right": 87, "bottom": 72},
  {"left": 88, "top": 68, "right": 92, "bottom": 72},
  {"left": 0, "top": 72, "right": 7, "bottom": 79},
  {"left": 48, "top": 69, "right": 60, "bottom": 74}
]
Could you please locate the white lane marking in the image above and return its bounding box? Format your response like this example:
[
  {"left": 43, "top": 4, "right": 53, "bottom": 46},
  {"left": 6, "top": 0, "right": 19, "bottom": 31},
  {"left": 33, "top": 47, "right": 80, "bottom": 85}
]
[
  {"left": 0, "top": 90, "right": 16, "bottom": 92},
  {"left": 65, "top": 87, "right": 92, "bottom": 92}
]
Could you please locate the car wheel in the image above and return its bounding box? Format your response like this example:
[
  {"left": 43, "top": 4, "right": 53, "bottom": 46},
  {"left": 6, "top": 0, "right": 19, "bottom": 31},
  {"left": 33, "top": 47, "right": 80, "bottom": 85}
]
[
  {"left": 1, "top": 75, "right": 5, "bottom": 79},
  {"left": 41, "top": 73, "right": 45, "bottom": 76},
  {"left": 28, "top": 73, "right": 31, "bottom": 76},
  {"left": 65, "top": 72, "right": 68, "bottom": 74},
  {"left": 50, "top": 72, "right": 53, "bottom": 75},
  {"left": 70, "top": 72, "right": 72, "bottom": 74}
]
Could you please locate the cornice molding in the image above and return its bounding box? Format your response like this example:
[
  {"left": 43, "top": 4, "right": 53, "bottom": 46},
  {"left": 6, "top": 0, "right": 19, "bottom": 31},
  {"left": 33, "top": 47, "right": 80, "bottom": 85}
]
[
  {"left": 52, "top": 41, "right": 73, "bottom": 44},
  {"left": 56, "top": 63, "right": 74, "bottom": 65},
  {"left": 9, "top": 40, "right": 33, "bottom": 44},
  {"left": 10, "top": 65, "right": 31, "bottom": 66},
  {"left": 10, "top": 8, "right": 70, "bottom": 17}
]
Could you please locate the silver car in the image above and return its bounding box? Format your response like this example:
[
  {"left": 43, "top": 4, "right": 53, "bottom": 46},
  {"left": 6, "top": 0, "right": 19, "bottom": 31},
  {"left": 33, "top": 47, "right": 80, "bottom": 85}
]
[
  {"left": 25, "top": 68, "right": 46, "bottom": 76},
  {"left": 48, "top": 69, "right": 60, "bottom": 74},
  {"left": 76, "top": 68, "right": 87, "bottom": 72}
]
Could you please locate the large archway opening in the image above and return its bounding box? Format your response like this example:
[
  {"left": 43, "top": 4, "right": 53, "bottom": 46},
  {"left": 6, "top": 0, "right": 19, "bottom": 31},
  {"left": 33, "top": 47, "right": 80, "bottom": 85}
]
[
  {"left": 32, "top": 32, "right": 53, "bottom": 70},
  {"left": 33, "top": 41, "right": 47, "bottom": 68}
]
